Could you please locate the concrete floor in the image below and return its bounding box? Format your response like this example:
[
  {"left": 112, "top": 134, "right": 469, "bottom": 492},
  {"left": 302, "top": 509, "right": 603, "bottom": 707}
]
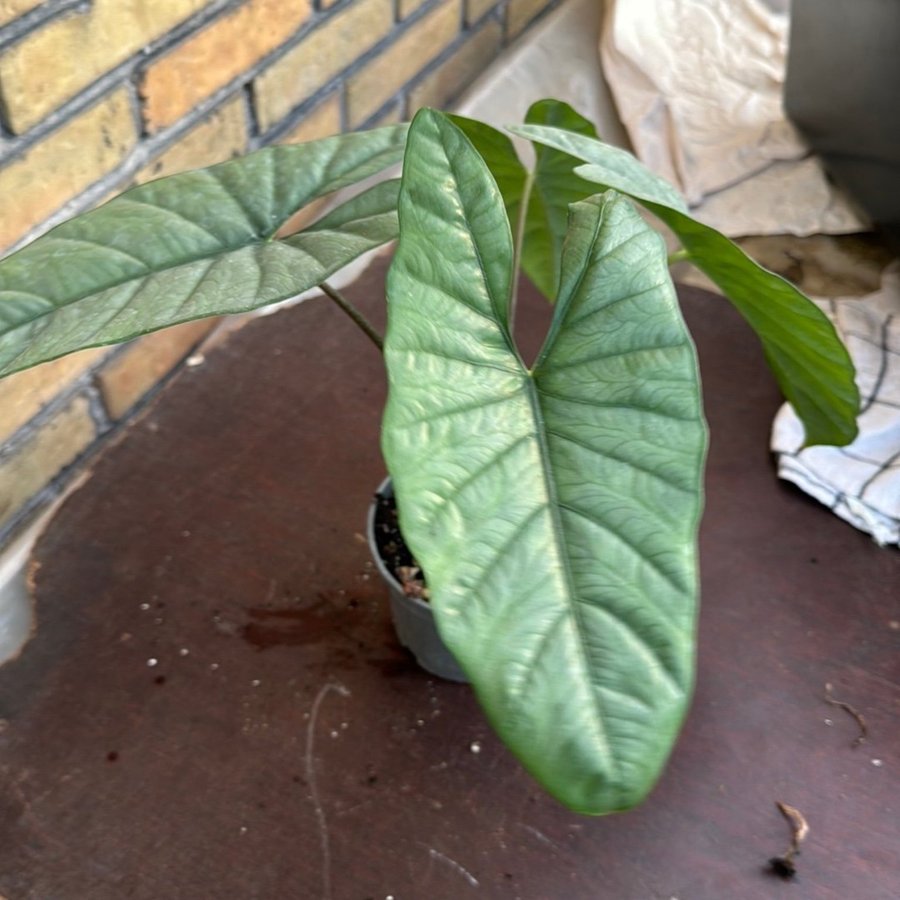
[{"left": 1, "top": 258, "right": 898, "bottom": 899}]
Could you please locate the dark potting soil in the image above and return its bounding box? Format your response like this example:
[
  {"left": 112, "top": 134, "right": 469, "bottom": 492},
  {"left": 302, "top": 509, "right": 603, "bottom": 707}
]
[{"left": 372, "top": 491, "right": 429, "bottom": 600}]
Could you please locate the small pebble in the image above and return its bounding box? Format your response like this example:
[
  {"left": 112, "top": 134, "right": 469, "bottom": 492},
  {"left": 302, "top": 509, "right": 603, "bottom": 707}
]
[
  {"left": 147, "top": 658, "right": 158, "bottom": 667},
  {"left": 251, "top": 679, "right": 261, "bottom": 687},
  {"left": 210, "top": 663, "right": 220, "bottom": 671},
  {"left": 179, "top": 648, "right": 189, "bottom": 656},
  {"left": 139, "top": 603, "right": 150, "bottom": 611},
  {"left": 470, "top": 741, "right": 481, "bottom": 754},
  {"left": 824, "top": 718, "right": 833, "bottom": 726},
  {"left": 871, "top": 759, "right": 883, "bottom": 767}
]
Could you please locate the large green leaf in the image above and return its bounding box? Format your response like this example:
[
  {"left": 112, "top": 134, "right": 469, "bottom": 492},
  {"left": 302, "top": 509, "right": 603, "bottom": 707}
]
[
  {"left": 0, "top": 126, "right": 407, "bottom": 377},
  {"left": 383, "top": 109, "right": 707, "bottom": 813},
  {"left": 510, "top": 124, "right": 859, "bottom": 446}
]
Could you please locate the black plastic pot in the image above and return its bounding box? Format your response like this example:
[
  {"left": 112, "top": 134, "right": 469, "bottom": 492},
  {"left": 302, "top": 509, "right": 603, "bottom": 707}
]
[{"left": 367, "top": 478, "right": 468, "bottom": 682}]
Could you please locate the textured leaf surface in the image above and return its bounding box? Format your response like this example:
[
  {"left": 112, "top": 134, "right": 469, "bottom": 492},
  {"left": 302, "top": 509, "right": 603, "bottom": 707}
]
[
  {"left": 383, "top": 110, "right": 707, "bottom": 813},
  {"left": 0, "top": 127, "right": 406, "bottom": 376},
  {"left": 511, "top": 124, "right": 859, "bottom": 446}
]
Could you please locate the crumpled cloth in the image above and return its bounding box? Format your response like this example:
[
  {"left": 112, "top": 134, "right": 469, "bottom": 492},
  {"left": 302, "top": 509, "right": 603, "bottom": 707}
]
[
  {"left": 772, "top": 264, "right": 900, "bottom": 546},
  {"left": 600, "top": 0, "right": 866, "bottom": 236}
]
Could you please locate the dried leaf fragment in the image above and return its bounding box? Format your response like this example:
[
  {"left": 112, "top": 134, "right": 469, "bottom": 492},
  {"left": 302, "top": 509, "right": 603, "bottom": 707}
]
[
  {"left": 397, "top": 566, "right": 430, "bottom": 601},
  {"left": 824, "top": 682, "right": 867, "bottom": 747},
  {"left": 768, "top": 801, "right": 809, "bottom": 880}
]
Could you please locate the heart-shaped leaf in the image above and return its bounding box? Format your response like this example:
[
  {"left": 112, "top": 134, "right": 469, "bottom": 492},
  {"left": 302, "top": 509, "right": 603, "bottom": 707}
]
[
  {"left": 511, "top": 124, "right": 859, "bottom": 446},
  {"left": 383, "top": 109, "right": 706, "bottom": 813},
  {"left": 0, "top": 126, "right": 407, "bottom": 377}
]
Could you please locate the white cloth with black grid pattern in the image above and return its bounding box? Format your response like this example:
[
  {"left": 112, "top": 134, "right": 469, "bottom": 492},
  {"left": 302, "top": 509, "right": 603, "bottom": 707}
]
[{"left": 772, "top": 263, "right": 900, "bottom": 546}]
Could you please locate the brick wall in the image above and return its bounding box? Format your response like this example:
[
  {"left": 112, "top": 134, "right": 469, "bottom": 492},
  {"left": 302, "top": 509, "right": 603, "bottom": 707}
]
[{"left": 0, "top": 0, "right": 558, "bottom": 544}]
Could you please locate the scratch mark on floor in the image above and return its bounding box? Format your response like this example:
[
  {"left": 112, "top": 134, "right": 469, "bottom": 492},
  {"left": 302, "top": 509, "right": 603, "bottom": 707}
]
[
  {"left": 520, "top": 824, "right": 562, "bottom": 851},
  {"left": 428, "top": 847, "right": 479, "bottom": 888},
  {"left": 305, "top": 681, "right": 350, "bottom": 900}
]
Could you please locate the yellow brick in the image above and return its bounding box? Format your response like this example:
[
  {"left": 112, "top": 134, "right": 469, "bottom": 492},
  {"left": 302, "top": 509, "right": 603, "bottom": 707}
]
[
  {"left": 135, "top": 96, "right": 248, "bottom": 183},
  {"left": 346, "top": 0, "right": 459, "bottom": 128},
  {"left": 140, "top": 0, "right": 312, "bottom": 134},
  {"left": 253, "top": 0, "right": 391, "bottom": 133},
  {"left": 507, "top": 0, "right": 549, "bottom": 38},
  {"left": 96, "top": 320, "right": 216, "bottom": 420},
  {"left": 0, "top": 0, "right": 42, "bottom": 27},
  {"left": 398, "top": 0, "right": 428, "bottom": 18},
  {"left": 369, "top": 100, "right": 404, "bottom": 127},
  {"left": 280, "top": 93, "right": 342, "bottom": 145},
  {"left": 272, "top": 93, "right": 343, "bottom": 238},
  {"left": 409, "top": 20, "right": 501, "bottom": 111},
  {"left": 0, "top": 0, "right": 208, "bottom": 134},
  {"left": 465, "top": 0, "right": 496, "bottom": 25},
  {"left": 0, "top": 87, "right": 136, "bottom": 253},
  {"left": 0, "top": 396, "right": 95, "bottom": 530},
  {"left": 0, "top": 348, "right": 107, "bottom": 444}
]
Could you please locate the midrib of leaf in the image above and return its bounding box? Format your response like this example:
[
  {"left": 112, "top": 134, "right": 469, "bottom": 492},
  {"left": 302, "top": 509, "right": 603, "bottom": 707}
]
[
  {"left": 516, "top": 195, "right": 617, "bottom": 776},
  {"left": 520, "top": 366, "right": 618, "bottom": 776},
  {"left": 421, "top": 121, "right": 620, "bottom": 769},
  {"left": 5, "top": 235, "right": 287, "bottom": 334},
  {"left": 1, "top": 131, "right": 407, "bottom": 334}
]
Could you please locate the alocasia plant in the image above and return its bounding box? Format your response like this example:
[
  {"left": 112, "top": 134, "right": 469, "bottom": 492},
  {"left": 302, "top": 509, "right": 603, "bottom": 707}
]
[{"left": 0, "top": 101, "right": 858, "bottom": 814}]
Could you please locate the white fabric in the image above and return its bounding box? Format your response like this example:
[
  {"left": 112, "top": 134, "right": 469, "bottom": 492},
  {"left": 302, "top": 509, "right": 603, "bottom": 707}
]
[
  {"left": 772, "top": 265, "right": 900, "bottom": 546},
  {"left": 600, "top": 0, "right": 866, "bottom": 236}
]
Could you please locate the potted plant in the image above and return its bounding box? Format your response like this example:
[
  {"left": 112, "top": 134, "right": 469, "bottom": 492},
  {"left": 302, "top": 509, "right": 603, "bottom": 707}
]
[{"left": 0, "top": 101, "right": 858, "bottom": 815}]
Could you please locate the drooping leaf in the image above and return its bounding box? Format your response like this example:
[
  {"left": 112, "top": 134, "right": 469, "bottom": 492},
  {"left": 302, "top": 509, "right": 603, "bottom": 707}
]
[
  {"left": 510, "top": 124, "right": 859, "bottom": 446},
  {"left": 383, "top": 109, "right": 706, "bottom": 814},
  {"left": 0, "top": 126, "right": 407, "bottom": 377},
  {"left": 512, "top": 125, "right": 689, "bottom": 212},
  {"left": 521, "top": 99, "right": 601, "bottom": 300}
]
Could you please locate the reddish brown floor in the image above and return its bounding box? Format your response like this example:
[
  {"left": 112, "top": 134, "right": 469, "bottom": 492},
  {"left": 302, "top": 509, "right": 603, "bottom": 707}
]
[{"left": 1, "top": 257, "right": 898, "bottom": 899}]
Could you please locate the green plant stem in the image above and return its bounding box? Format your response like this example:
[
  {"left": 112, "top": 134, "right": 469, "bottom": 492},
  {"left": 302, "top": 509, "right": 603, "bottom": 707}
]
[
  {"left": 509, "top": 169, "right": 536, "bottom": 334},
  {"left": 319, "top": 281, "right": 384, "bottom": 353},
  {"left": 667, "top": 248, "right": 690, "bottom": 266}
]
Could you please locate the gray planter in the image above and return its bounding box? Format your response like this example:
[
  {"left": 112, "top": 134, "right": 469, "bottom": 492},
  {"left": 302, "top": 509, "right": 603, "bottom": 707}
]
[
  {"left": 367, "top": 478, "right": 468, "bottom": 682},
  {"left": 786, "top": 0, "right": 900, "bottom": 234}
]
